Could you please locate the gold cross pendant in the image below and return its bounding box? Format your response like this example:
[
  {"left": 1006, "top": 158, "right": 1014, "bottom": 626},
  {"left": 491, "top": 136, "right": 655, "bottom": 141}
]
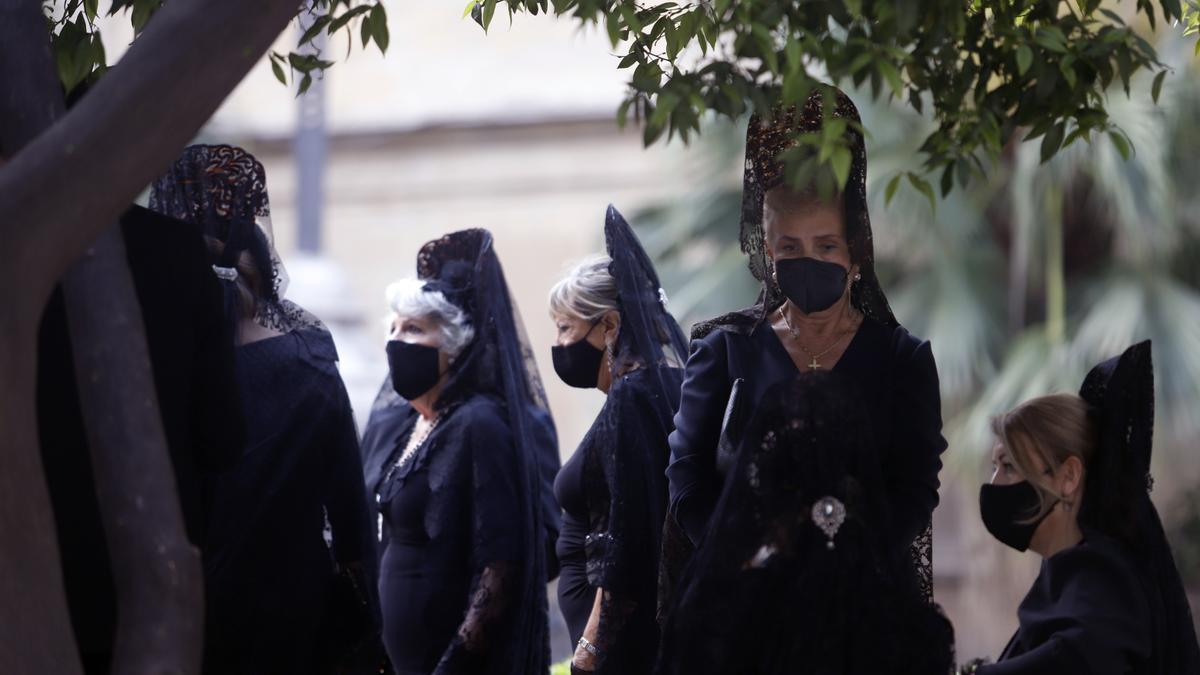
[{"left": 808, "top": 356, "right": 821, "bottom": 370}]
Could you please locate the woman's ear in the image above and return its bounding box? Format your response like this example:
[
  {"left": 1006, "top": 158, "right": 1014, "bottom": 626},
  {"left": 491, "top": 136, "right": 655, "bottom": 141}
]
[
  {"left": 602, "top": 310, "right": 621, "bottom": 347},
  {"left": 1059, "top": 456, "right": 1085, "bottom": 504}
]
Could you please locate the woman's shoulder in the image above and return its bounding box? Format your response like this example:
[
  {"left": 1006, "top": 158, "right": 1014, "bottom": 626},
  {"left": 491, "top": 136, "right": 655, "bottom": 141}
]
[
  {"left": 857, "top": 317, "right": 927, "bottom": 356},
  {"left": 1049, "top": 531, "right": 1142, "bottom": 580},
  {"left": 1043, "top": 532, "right": 1148, "bottom": 610},
  {"left": 446, "top": 394, "right": 512, "bottom": 440},
  {"left": 611, "top": 365, "right": 681, "bottom": 399},
  {"left": 689, "top": 305, "right": 764, "bottom": 342}
]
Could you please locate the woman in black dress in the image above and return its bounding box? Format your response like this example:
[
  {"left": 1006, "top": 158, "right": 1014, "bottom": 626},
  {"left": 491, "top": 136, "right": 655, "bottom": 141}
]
[
  {"left": 657, "top": 373, "right": 954, "bottom": 675},
  {"left": 663, "top": 86, "right": 945, "bottom": 600},
  {"left": 547, "top": 206, "right": 686, "bottom": 674},
  {"left": 972, "top": 341, "right": 1199, "bottom": 674},
  {"left": 150, "top": 145, "right": 379, "bottom": 674},
  {"left": 361, "top": 229, "right": 551, "bottom": 675}
]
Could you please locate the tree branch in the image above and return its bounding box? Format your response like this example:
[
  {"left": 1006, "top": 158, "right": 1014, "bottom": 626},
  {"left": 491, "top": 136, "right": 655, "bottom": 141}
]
[{"left": 0, "top": 0, "right": 303, "bottom": 308}]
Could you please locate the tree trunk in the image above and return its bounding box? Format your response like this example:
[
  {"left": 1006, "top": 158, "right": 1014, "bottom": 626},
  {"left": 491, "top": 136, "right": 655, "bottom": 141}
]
[
  {"left": 2, "top": 4, "right": 202, "bottom": 672},
  {"left": 0, "top": 0, "right": 301, "bottom": 670}
]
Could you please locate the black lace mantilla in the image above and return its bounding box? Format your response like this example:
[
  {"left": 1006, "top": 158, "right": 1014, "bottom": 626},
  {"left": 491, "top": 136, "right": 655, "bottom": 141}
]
[{"left": 149, "top": 144, "right": 325, "bottom": 335}]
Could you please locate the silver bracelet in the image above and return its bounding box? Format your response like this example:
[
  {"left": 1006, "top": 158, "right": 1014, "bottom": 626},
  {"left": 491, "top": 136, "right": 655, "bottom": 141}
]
[{"left": 577, "top": 636, "right": 601, "bottom": 657}]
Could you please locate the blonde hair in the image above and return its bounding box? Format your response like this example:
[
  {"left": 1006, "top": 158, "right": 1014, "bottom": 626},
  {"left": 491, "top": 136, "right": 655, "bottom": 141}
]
[
  {"left": 548, "top": 255, "right": 618, "bottom": 322},
  {"left": 992, "top": 393, "right": 1098, "bottom": 520}
]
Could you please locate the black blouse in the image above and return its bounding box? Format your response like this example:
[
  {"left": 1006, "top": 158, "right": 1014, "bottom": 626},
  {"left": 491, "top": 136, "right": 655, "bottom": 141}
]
[
  {"left": 204, "top": 328, "right": 377, "bottom": 674},
  {"left": 666, "top": 316, "right": 945, "bottom": 560},
  {"left": 980, "top": 530, "right": 1153, "bottom": 674},
  {"left": 554, "top": 366, "right": 682, "bottom": 673},
  {"left": 374, "top": 394, "right": 530, "bottom": 675}
]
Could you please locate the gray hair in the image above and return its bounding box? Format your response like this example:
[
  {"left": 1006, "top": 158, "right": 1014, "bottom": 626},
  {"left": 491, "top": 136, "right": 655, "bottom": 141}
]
[
  {"left": 549, "top": 255, "right": 618, "bottom": 322},
  {"left": 385, "top": 278, "right": 475, "bottom": 357}
]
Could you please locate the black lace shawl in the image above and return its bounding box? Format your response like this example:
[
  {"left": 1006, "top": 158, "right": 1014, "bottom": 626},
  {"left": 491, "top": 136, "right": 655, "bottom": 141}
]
[
  {"left": 369, "top": 229, "right": 552, "bottom": 674},
  {"left": 1076, "top": 342, "right": 1200, "bottom": 675},
  {"left": 656, "top": 373, "right": 953, "bottom": 675}
]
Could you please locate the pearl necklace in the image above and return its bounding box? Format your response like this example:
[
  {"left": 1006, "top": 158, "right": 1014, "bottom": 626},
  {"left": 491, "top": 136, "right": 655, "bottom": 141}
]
[{"left": 383, "top": 414, "right": 440, "bottom": 483}]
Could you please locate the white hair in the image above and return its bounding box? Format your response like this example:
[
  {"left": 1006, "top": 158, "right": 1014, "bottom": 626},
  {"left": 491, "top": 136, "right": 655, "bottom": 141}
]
[
  {"left": 385, "top": 278, "right": 475, "bottom": 357},
  {"left": 549, "top": 255, "right": 618, "bottom": 322}
]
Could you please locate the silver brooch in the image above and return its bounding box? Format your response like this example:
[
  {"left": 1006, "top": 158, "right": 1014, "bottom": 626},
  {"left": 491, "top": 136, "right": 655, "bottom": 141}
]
[
  {"left": 811, "top": 496, "right": 846, "bottom": 550},
  {"left": 212, "top": 264, "right": 239, "bottom": 281}
]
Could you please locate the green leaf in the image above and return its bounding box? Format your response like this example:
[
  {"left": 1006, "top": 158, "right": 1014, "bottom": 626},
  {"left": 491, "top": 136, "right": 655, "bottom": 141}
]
[
  {"left": 1059, "top": 57, "right": 1077, "bottom": 88},
  {"left": 299, "top": 15, "right": 330, "bottom": 46},
  {"left": 618, "top": 4, "right": 642, "bottom": 34},
  {"left": 877, "top": 59, "right": 903, "bottom": 97},
  {"left": 907, "top": 172, "right": 936, "bottom": 212},
  {"left": 271, "top": 57, "right": 287, "bottom": 85},
  {"left": 885, "top": 173, "right": 902, "bottom": 206},
  {"left": 632, "top": 62, "right": 663, "bottom": 91},
  {"left": 483, "top": 0, "right": 497, "bottom": 31},
  {"left": 84, "top": 0, "right": 98, "bottom": 21},
  {"left": 643, "top": 118, "right": 666, "bottom": 146},
  {"left": 298, "top": 73, "right": 314, "bottom": 96},
  {"left": 131, "top": 0, "right": 156, "bottom": 33},
  {"left": 616, "top": 98, "right": 633, "bottom": 129},
  {"left": 785, "top": 38, "right": 801, "bottom": 73},
  {"left": 1108, "top": 130, "right": 1131, "bottom": 160},
  {"left": 1016, "top": 44, "right": 1033, "bottom": 76},
  {"left": 940, "top": 162, "right": 954, "bottom": 197},
  {"left": 369, "top": 4, "right": 389, "bottom": 53},
  {"left": 1152, "top": 70, "right": 1166, "bottom": 103},
  {"left": 329, "top": 5, "right": 371, "bottom": 34},
  {"left": 1040, "top": 122, "right": 1065, "bottom": 163},
  {"left": 1034, "top": 27, "right": 1068, "bottom": 53},
  {"left": 361, "top": 13, "right": 372, "bottom": 46},
  {"left": 605, "top": 11, "right": 621, "bottom": 47},
  {"left": 848, "top": 51, "right": 874, "bottom": 75},
  {"left": 830, "top": 146, "right": 852, "bottom": 189},
  {"left": 463, "top": 0, "right": 477, "bottom": 19}
]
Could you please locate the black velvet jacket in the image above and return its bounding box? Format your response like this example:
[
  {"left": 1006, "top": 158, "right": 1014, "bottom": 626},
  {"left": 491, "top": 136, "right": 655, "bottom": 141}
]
[{"left": 666, "top": 316, "right": 945, "bottom": 562}]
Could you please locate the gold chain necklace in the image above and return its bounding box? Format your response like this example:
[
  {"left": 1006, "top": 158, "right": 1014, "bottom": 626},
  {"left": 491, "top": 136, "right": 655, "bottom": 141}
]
[{"left": 778, "top": 306, "right": 857, "bottom": 370}]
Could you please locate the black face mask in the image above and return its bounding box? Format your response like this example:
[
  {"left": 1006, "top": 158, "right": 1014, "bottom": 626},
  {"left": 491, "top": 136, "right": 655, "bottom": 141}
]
[
  {"left": 774, "top": 257, "right": 849, "bottom": 314},
  {"left": 551, "top": 322, "right": 605, "bottom": 389},
  {"left": 386, "top": 340, "right": 442, "bottom": 401},
  {"left": 979, "top": 481, "right": 1058, "bottom": 552}
]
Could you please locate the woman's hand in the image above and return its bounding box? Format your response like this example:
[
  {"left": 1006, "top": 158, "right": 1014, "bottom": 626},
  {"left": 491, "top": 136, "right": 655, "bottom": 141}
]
[{"left": 571, "top": 642, "right": 598, "bottom": 672}]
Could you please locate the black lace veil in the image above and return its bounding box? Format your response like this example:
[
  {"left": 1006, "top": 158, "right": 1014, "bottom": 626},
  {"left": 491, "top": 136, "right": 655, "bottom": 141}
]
[
  {"left": 415, "top": 229, "right": 552, "bottom": 672},
  {"left": 148, "top": 144, "right": 324, "bottom": 335},
  {"left": 605, "top": 204, "right": 688, "bottom": 384},
  {"left": 1078, "top": 341, "right": 1200, "bottom": 674},
  {"left": 692, "top": 85, "right": 896, "bottom": 340},
  {"left": 656, "top": 372, "right": 953, "bottom": 675}
]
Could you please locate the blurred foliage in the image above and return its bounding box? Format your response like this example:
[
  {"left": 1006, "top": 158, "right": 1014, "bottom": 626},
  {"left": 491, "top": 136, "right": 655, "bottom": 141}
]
[
  {"left": 1171, "top": 483, "right": 1200, "bottom": 585},
  {"left": 489, "top": 0, "right": 1195, "bottom": 198},
  {"left": 41, "top": 0, "right": 390, "bottom": 96},
  {"left": 635, "top": 33, "right": 1200, "bottom": 474}
]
